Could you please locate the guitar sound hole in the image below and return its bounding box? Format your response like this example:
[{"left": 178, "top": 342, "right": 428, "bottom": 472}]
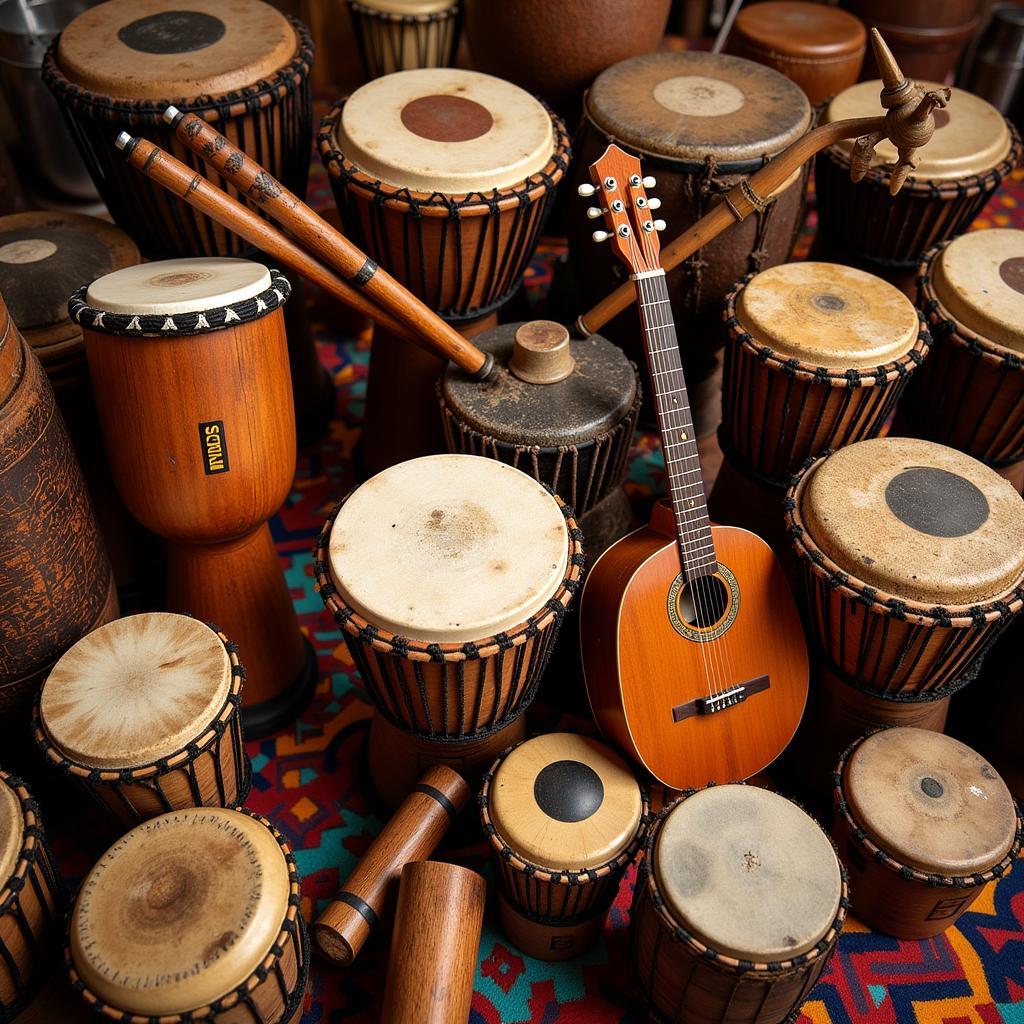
[{"left": 678, "top": 574, "right": 730, "bottom": 629}]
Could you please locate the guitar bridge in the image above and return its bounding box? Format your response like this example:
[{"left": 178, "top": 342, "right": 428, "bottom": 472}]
[{"left": 672, "top": 675, "right": 770, "bottom": 722}]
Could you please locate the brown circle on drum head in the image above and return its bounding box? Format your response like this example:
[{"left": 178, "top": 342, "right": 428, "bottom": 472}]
[
  {"left": 998, "top": 256, "right": 1024, "bottom": 295},
  {"left": 812, "top": 292, "right": 846, "bottom": 312},
  {"left": 884, "top": 467, "right": 989, "bottom": 538},
  {"left": 117, "top": 10, "right": 226, "bottom": 53},
  {"left": 400, "top": 95, "right": 494, "bottom": 142}
]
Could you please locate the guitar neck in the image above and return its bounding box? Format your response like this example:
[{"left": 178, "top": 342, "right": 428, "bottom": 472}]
[{"left": 633, "top": 269, "right": 718, "bottom": 579}]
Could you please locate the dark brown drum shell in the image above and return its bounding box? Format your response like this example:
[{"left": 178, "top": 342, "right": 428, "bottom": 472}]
[
  {"left": 814, "top": 124, "right": 1023, "bottom": 269},
  {"left": 0, "top": 772, "right": 64, "bottom": 1017},
  {"left": 631, "top": 813, "right": 848, "bottom": 1024},
  {"left": 347, "top": 0, "right": 461, "bottom": 79},
  {"left": 851, "top": 14, "right": 979, "bottom": 83},
  {"left": 0, "top": 301, "right": 117, "bottom": 713},
  {"left": 41, "top": 18, "right": 314, "bottom": 260},
  {"left": 831, "top": 737, "right": 1022, "bottom": 939},
  {"left": 313, "top": 495, "right": 584, "bottom": 737},
  {"left": 32, "top": 625, "right": 251, "bottom": 828},
  {"left": 720, "top": 277, "right": 929, "bottom": 486}
]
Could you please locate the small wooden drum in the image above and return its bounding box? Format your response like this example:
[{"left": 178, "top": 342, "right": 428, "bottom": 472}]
[
  {"left": 833, "top": 727, "right": 1020, "bottom": 938},
  {"left": 569, "top": 52, "right": 811, "bottom": 437},
  {"left": 42, "top": 0, "right": 313, "bottom": 259},
  {"left": 66, "top": 807, "right": 308, "bottom": 1023},
  {"left": 719, "top": 262, "right": 926, "bottom": 487},
  {"left": 909, "top": 229, "right": 1024, "bottom": 491},
  {"left": 0, "top": 770, "right": 63, "bottom": 1018},
  {"left": 347, "top": 0, "right": 461, "bottom": 79},
  {"left": 632, "top": 784, "right": 847, "bottom": 1024},
  {"left": 786, "top": 437, "right": 1024, "bottom": 695},
  {"left": 73, "top": 258, "right": 316, "bottom": 737},
  {"left": 480, "top": 733, "right": 646, "bottom": 962},
  {"left": 816, "top": 81, "right": 1022, "bottom": 269},
  {"left": 726, "top": 1, "right": 866, "bottom": 105},
  {"left": 34, "top": 613, "right": 250, "bottom": 827}
]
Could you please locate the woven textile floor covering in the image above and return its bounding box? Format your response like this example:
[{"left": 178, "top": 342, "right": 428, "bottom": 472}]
[{"left": 48, "top": 161, "right": 1024, "bottom": 1022}]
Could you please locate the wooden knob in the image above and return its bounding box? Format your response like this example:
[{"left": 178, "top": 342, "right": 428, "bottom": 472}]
[
  {"left": 312, "top": 765, "right": 470, "bottom": 967},
  {"left": 381, "top": 861, "right": 485, "bottom": 1024},
  {"left": 509, "top": 320, "right": 575, "bottom": 384}
]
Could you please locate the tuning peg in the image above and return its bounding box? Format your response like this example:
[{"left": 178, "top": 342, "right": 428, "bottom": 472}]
[
  {"left": 592, "top": 230, "right": 611, "bottom": 243},
  {"left": 648, "top": 197, "right": 662, "bottom": 210},
  {"left": 586, "top": 206, "right": 603, "bottom": 219},
  {"left": 642, "top": 175, "right": 656, "bottom": 188},
  {"left": 654, "top": 219, "right": 667, "bottom": 232},
  {"left": 577, "top": 183, "right": 596, "bottom": 197}
]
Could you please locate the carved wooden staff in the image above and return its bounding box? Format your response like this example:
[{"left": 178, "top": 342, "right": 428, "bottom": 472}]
[{"left": 575, "top": 29, "right": 950, "bottom": 336}]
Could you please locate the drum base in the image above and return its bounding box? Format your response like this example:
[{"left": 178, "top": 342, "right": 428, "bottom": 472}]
[
  {"left": 579, "top": 486, "right": 634, "bottom": 563},
  {"left": 241, "top": 634, "right": 319, "bottom": 739},
  {"left": 497, "top": 891, "right": 605, "bottom": 962},
  {"left": 708, "top": 457, "right": 789, "bottom": 556}
]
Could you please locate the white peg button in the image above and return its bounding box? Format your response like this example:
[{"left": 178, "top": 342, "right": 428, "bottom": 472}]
[
  {"left": 643, "top": 175, "right": 656, "bottom": 188},
  {"left": 577, "top": 183, "right": 596, "bottom": 197},
  {"left": 592, "top": 229, "right": 610, "bottom": 243},
  {"left": 586, "top": 206, "right": 603, "bottom": 219},
  {"left": 648, "top": 197, "right": 662, "bottom": 210},
  {"left": 654, "top": 219, "right": 667, "bottom": 231}
]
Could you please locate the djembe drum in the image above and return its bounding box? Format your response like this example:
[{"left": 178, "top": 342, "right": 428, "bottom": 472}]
[
  {"left": 480, "top": 733, "right": 646, "bottom": 961},
  {"left": 816, "top": 81, "right": 1022, "bottom": 270},
  {"left": 569, "top": 52, "right": 811, "bottom": 437},
  {"left": 833, "top": 728, "right": 1020, "bottom": 938},
  {"left": 909, "top": 229, "right": 1024, "bottom": 492},
  {"left": 347, "top": 0, "right": 461, "bottom": 79},
  {"left": 314, "top": 454, "right": 583, "bottom": 806},
  {"left": 65, "top": 807, "right": 308, "bottom": 1023},
  {"left": 34, "top": 613, "right": 250, "bottom": 827},
  {"left": 73, "top": 259, "right": 316, "bottom": 737},
  {"left": 319, "top": 67, "right": 570, "bottom": 472},
  {"left": 632, "top": 785, "right": 847, "bottom": 1024}
]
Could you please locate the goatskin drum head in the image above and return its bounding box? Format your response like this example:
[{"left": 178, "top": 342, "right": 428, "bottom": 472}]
[
  {"left": 0, "top": 779, "right": 24, "bottom": 888},
  {"left": 357, "top": 0, "right": 454, "bottom": 12}
]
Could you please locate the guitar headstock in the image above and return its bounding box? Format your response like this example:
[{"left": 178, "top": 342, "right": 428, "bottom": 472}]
[{"left": 578, "top": 144, "right": 665, "bottom": 276}]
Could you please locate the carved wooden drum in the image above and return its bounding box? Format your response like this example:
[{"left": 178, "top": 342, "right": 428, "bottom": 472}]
[
  {"left": 480, "top": 733, "right": 646, "bottom": 962},
  {"left": 346, "top": 0, "right": 460, "bottom": 79},
  {"left": 65, "top": 807, "right": 308, "bottom": 1023},
  {"left": 816, "top": 81, "right": 1022, "bottom": 268},
  {"left": 0, "top": 771, "right": 63, "bottom": 1018},
  {"left": 786, "top": 437, "right": 1024, "bottom": 695},
  {"left": 833, "top": 728, "right": 1020, "bottom": 938},
  {"left": 910, "top": 229, "right": 1024, "bottom": 490},
  {"left": 34, "top": 613, "right": 250, "bottom": 827},
  {"left": 43, "top": 0, "right": 313, "bottom": 259},
  {"left": 632, "top": 784, "right": 847, "bottom": 1024}
]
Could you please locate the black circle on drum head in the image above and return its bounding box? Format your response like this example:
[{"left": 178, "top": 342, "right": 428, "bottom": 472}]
[
  {"left": 920, "top": 777, "right": 945, "bottom": 798},
  {"left": 534, "top": 760, "right": 604, "bottom": 823},
  {"left": 117, "top": 11, "right": 226, "bottom": 54},
  {"left": 884, "top": 467, "right": 989, "bottom": 538}
]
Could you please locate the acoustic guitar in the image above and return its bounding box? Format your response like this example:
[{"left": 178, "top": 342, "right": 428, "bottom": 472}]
[{"left": 578, "top": 144, "right": 809, "bottom": 790}]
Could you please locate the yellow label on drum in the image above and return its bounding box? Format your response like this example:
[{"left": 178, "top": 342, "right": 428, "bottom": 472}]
[{"left": 199, "top": 420, "right": 229, "bottom": 474}]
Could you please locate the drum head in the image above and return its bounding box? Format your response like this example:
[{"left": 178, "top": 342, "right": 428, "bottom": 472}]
[
  {"left": 586, "top": 52, "right": 810, "bottom": 166},
  {"left": 826, "top": 82, "right": 1011, "bottom": 180},
  {"left": 654, "top": 785, "right": 841, "bottom": 961},
  {"left": 734, "top": 2, "right": 865, "bottom": 58},
  {"left": 0, "top": 779, "right": 24, "bottom": 887},
  {"left": 357, "top": 0, "right": 454, "bottom": 12},
  {"left": 931, "top": 229, "right": 1024, "bottom": 354},
  {"left": 800, "top": 437, "right": 1024, "bottom": 605},
  {"left": 333, "top": 68, "right": 555, "bottom": 193},
  {"left": 489, "top": 733, "right": 642, "bottom": 871},
  {"left": 85, "top": 258, "right": 271, "bottom": 316},
  {"left": 71, "top": 808, "right": 289, "bottom": 1016},
  {"left": 56, "top": 0, "right": 297, "bottom": 100},
  {"left": 41, "top": 613, "right": 232, "bottom": 769},
  {"left": 329, "top": 455, "right": 569, "bottom": 643},
  {"left": 845, "top": 728, "right": 1016, "bottom": 875},
  {"left": 735, "top": 262, "right": 919, "bottom": 368}
]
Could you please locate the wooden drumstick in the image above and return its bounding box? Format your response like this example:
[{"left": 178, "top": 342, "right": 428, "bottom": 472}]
[
  {"left": 162, "top": 107, "right": 493, "bottom": 381},
  {"left": 381, "top": 861, "right": 485, "bottom": 1024},
  {"left": 313, "top": 765, "right": 470, "bottom": 967},
  {"left": 576, "top": 29, "right": 949, "bottom": 337}
]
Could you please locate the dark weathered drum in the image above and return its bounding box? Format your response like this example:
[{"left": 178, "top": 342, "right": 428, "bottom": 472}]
[{"left": 347, "top": 0, "right": 460, "bottom": 78}]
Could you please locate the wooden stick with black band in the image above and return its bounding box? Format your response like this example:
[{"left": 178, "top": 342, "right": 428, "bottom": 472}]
[
  {"left": 162, "top": 106, "right": 493, "bottom": 381},
  {"left": 576, "top": 29, "right": 950, "bottom": 336},
  {"left": 312, "top": 765, "right": 471, "bottom": 967}
]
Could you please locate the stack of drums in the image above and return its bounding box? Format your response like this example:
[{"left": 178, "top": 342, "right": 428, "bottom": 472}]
[
  {"left": 632, "top": 784, "right": 847, "bottom": 1024},
  {"left": 786, "top": 436, "right": 1024, "bottom": 787},
  {"left": 65, "top": 807, "right": 309, "bottom": 1023},
  {"left": 347, "top": 0, "right": 460, "bottom": 79},
  {"left": 480, "top": 733, "right": 646, "bottom": 961},
  {"left": 34, "top": 613, "right": 250, "bottom": 828},
  {"left": 569, "top": 52, "right": 811, "bottom": 439},
  {"left": 314, "top": 455, "right": 584, "bottom": 807},
  {"left": 713, "top": 262, "right": 927, "bottom": 548},
  {"left": 816, "top": 81, "right": 1022, "bottom": 276},
  {"left": 833, "top": 728, "right": 1020, "bottom": 938},
  {"left": 319, "top": 67, "right": 570, "bottom": 473},
  {"left": 908, "top": 228, "right": 1024, "bottom": 492}
]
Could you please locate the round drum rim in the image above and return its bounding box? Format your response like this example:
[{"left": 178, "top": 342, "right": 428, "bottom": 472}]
[
  {"left": 639, "top": 792, "right": 849, "bottom": 974},
  {"left": 348, "top": 0, "right": 459, "bottom": 22},
  {"left": 317, "top": 97, "right": 571, "bottom": 214},
  {"left": 479, "top": 742, "right": 649, "bottom": 887},
  {"left": 64, "top": 808, "right": 307, "bottom": 1023},
  {"left": 833, "top": 733, "right": 1023, "bottom": 888},
  {"left": 785, "top": 454, "right": 1024, "bottom": 624},
  {"left": 0, "top": 772, "right": 52, "bottom": 920}
]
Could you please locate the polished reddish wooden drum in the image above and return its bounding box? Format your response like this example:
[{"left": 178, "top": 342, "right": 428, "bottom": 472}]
[
  {"left": 34, "top": 613, "right": 250, "bottom": 827},
  {"left": 347, "top": 0, "right": 461, "bottom": 78},
  {"left": 43, "top": 0, "right": 313, "bottom": 259},
  {"left": 632, "top": 784, "right": 847, "bottom": 1024},
  {"left": 832, "top": 728, "right": 1020, "bottom": 939}
]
